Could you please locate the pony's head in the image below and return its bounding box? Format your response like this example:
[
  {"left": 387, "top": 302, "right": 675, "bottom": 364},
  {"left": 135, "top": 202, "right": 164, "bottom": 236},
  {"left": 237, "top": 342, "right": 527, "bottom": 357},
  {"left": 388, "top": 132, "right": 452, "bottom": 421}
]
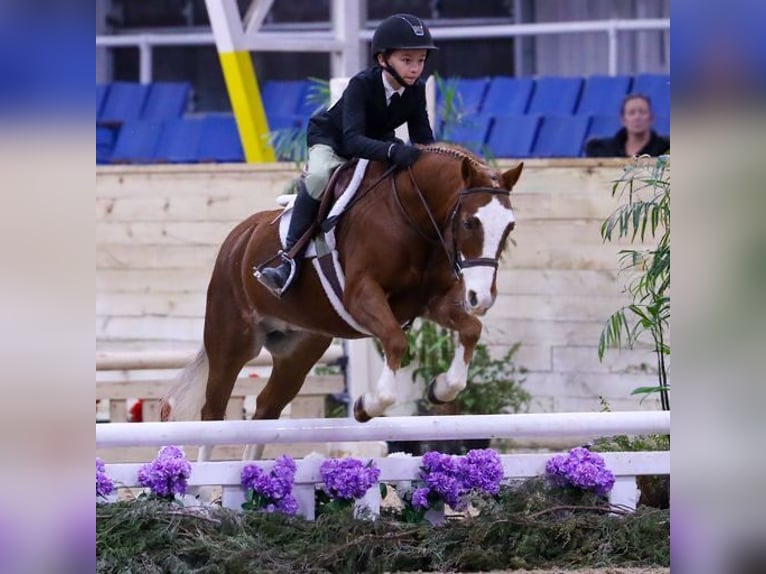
[{"left": 423, "top": 146, "right": 522, "bottom": 315}]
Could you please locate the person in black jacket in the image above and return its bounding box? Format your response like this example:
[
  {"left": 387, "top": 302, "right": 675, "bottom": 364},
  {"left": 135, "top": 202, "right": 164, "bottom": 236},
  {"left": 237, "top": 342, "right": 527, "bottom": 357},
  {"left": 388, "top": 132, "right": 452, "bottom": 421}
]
[
  {"left": 584, "top": 93, "right": 670, "bottom": 158},
  {"left": 258, "top": 13, "right": 438, "bottom": 296}
]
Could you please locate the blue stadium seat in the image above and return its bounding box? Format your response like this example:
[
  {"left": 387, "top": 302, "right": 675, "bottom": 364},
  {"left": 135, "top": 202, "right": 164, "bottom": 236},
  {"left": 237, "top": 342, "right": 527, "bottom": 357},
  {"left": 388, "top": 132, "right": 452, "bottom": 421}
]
[
  {"left": 197, "top": 116, "right": 244, "bottom": 163},
  {"left": 99, "top": 82, "right": 150, "bottom": 124},
  {"left": 155, "top": 118, "right": 204, "bottom": 163},
  {"left": 527, "top": 77, "right": 584, "bottom": 115},
  {"left": 654, "top": 115, "right": 670, "bottom": 137},
  {"left": 96, "top": 126, "right": 117, "bottom": 165},
  {"left": 110, "top": 120, "right": 164, "bottom": 163},
  {"left": 437, "top": 77, "right": 491, "bottom": 117},
  {"left": 97, "top": 84, "right": 109, "bottom": 119},
  {"left": 587, "top": 115, "right": 622, "bottom": 139},
  {"left": 633, "top": 74, "right": 670, "bottom": 118},
  {"left": 141, "top": 82, "right": 191, "bottom": 120},
  {"left": 532, "top": 115, "right": 592, "bottom": 157},
  {"left": 576, "top": 75, "right": 633, "bottom": 116},
  {"left": 485, "top": 115, "right": 541, "bottom": 158},
  {"left": 261, "top": 80, "right": 309, "bottom": 118},
  {"left": 441, "top": 115, "right": 493, "bottom": 154},
  {"left": 482, "top": 76, "right": 534, "bottom": 116}
]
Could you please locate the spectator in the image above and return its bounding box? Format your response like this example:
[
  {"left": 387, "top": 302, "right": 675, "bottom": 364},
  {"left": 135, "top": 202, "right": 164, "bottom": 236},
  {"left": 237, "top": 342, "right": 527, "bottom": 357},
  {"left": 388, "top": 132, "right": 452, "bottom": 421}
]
[{"left": 584, "top": 94, "right": 669, "bottom": 157}]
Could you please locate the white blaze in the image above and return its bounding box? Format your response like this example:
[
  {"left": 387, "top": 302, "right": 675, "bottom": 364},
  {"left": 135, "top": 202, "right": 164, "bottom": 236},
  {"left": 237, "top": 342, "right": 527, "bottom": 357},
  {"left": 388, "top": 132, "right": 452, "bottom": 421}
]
[{"left": 461, "top": 197, "right": 515, "bottom": 313}]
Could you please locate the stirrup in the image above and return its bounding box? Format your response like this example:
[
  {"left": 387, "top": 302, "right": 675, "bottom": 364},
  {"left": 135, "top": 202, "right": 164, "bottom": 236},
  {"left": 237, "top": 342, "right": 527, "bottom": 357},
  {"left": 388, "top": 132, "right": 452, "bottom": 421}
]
[{"left": 254, "top": 252, "right": 297, "bottom": 298}]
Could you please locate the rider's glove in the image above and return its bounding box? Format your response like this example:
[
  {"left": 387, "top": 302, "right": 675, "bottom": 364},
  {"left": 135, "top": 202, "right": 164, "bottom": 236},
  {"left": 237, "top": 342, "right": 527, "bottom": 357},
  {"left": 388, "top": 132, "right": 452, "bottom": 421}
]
[{"left": 387, "top": 143, "right": 421, "bottom": 168}]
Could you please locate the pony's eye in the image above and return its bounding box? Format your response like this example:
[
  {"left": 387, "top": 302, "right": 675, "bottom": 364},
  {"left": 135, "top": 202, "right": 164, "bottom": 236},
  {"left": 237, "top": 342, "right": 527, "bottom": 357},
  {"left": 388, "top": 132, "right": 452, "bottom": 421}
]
[{"left": 462, "top": 218, "right": 477, "bottom": 231}]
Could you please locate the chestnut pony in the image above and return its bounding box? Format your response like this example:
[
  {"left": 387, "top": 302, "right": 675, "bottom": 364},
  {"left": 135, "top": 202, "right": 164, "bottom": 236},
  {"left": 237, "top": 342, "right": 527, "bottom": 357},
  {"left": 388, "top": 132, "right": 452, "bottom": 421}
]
[{"left": 163, "top": 144, "right": 522, "bottom": 460}]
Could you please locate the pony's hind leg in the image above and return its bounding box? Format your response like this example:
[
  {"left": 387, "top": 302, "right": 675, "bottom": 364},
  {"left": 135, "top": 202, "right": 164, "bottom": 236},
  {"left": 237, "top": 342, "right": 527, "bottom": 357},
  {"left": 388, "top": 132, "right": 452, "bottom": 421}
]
[
  {"left": 242, "top": 330, "right": 332, "bottom": 461},
  {"left": 198, "top": 268, "right": 264, "bottom": 459}
]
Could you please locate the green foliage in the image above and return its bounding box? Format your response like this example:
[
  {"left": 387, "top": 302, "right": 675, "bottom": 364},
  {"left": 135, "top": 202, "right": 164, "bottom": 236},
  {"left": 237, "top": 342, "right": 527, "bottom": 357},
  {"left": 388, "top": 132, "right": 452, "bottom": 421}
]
[
  {"left": 398, "top": 319, "right": 530, "bottom": 415},
  {"left": 97, "top": 479, "right": 669, "bottom": 573},
  {"left": 599, "top": 155, "right": 670, "bottom": 409}
]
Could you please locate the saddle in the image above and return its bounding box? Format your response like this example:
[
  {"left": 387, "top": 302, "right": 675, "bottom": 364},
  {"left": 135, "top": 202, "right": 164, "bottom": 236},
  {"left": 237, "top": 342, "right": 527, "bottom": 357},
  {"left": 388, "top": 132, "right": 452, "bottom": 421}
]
[{"left": 279, "top": 159, "right": 365, "bottom": 257}]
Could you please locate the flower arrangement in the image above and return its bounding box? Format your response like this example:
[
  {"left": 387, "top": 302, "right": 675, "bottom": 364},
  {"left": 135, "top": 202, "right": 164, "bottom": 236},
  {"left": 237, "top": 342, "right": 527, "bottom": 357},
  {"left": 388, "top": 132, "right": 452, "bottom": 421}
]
[
  {"left": 317, "top": 457, "right": 381, "bottom": 514},
  {"left": 96, "top": 458, "right": 114, "bottom": 500},
  {"left": 402, "top": 449, "right": 504, "bottom": 522},
  {"left": 241, "top": 455, "right": 299, "bottom": 516},
  {"left": 137, "top": 445, "right": 192, "bottom": 501},
  {"left": 545, "top": 447, "right": 615, "bottom": 496}
]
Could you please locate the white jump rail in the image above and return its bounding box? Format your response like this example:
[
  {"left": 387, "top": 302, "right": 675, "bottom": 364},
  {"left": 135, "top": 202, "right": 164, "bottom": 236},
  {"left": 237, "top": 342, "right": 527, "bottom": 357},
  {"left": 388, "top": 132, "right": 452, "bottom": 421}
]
[
  {"left": 97, "top": 411, "right": 670, "bottom": 448},
  {"left": 98, "top": 411, "right": 670, "bottom": 517},
  {"left": 96, "top": 347, "right": 345, "bottom": 371}
]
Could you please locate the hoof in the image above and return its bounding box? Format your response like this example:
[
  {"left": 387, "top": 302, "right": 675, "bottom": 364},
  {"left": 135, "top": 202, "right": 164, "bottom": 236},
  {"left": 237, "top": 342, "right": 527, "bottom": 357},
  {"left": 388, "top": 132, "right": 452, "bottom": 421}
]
[
  {"left": 353, "top": 396, "right": 372, "bottom": 423},
  {"left": 427, "top": 380, "right": 447, "bottom": 405}
]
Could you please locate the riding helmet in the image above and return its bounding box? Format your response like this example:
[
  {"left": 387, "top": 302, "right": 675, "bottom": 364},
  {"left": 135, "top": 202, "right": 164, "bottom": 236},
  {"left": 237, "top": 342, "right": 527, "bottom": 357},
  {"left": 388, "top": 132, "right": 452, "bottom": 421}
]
[{"left": 371, "top": 14, "right": 438, "bottom": 56}]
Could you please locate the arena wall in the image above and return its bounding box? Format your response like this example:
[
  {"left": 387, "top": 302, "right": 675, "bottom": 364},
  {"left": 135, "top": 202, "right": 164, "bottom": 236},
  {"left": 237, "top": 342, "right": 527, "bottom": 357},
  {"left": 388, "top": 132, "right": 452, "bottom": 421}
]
[{"left": 96, "top": 159, "right": 662, "bottom": 413}]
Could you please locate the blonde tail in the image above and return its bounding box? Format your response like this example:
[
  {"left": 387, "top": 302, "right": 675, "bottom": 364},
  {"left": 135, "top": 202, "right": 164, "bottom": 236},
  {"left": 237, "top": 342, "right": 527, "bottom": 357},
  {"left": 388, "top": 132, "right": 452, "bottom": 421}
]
[{"left": 161, "top": 347, "right": 209, "bottom": 421}]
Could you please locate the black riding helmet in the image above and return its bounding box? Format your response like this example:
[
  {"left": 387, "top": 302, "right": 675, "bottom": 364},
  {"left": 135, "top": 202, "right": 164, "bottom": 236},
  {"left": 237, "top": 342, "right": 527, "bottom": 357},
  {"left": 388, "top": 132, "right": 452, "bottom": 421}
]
[{"left": 372, "top": 14, "right": 438, "bottom": 88}]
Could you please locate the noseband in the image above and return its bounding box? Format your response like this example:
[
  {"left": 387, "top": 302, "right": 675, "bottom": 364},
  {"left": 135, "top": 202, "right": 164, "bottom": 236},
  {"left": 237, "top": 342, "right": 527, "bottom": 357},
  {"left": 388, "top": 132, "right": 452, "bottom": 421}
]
[{"left": 393, "top": 168, "right": 511, "bottom": 279}]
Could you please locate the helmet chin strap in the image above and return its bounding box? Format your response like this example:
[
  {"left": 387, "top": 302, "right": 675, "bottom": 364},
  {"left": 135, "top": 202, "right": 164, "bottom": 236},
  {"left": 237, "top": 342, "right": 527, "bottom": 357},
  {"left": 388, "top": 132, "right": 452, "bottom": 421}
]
[{"left": 381, "top": 57, "right": 412, "bottom": 89}]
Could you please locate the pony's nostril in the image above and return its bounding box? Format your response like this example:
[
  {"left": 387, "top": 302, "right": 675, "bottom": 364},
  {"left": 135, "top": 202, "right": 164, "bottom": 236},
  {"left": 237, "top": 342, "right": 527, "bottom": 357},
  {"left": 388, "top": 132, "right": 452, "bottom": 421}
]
[
  {"left": 468, "top": 290, "right": 478, "bottom": 307},
  {"left": 508, "top": 221, "right": 515, "bottom": 231}
]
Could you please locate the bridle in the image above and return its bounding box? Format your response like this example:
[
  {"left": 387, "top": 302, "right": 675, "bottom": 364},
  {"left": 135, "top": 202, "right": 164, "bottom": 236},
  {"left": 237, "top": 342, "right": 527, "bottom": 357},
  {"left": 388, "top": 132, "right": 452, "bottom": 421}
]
[{"left": 392, "top": 166, "right": 511, "bottom": 279}]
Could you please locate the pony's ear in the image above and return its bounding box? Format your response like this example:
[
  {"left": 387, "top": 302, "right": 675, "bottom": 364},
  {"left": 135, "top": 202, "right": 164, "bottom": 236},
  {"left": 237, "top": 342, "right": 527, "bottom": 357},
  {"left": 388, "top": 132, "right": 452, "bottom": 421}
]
[
  {"left": 460, "top": 157, "right": 476, "bottom": 186},
  {"left": 501, "top": 162, "right": 524, "bottom": 190}
]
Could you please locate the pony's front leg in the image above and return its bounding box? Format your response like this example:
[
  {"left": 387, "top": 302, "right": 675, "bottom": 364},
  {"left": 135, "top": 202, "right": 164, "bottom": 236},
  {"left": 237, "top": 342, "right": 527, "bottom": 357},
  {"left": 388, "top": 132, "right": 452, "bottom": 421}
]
[
  {"left": 426, "top": 304, "right": 483, "bottom": 405},
  {"left": 345, "top": 278, "right": 409, "bottom": 422}
]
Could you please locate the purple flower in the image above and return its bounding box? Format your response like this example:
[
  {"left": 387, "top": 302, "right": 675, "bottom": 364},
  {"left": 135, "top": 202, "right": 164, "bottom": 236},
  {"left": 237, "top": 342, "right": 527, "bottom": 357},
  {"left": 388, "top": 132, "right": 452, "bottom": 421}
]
[
  {"left": 241, "top": 455, "right": 298, "bottom": 515},
  {"left": 420, "top": 451, "right": 465, "bottom": 508},
  {"left": 320, "top": 458, "right": 381, "bottom": 501},
  {"left": 458, "top": 449, "right": 504, "bottom": 495},
  {"left": 545, "top": 447, "right": 615, "bottom": 496},
  {"left": 138, "top": 445, "right": 191, "bottom": 499},
  {"left": 411, "top": 487, "right": 430, "bottom": 510},
  {"left": 96, "top": 458, "right": 114, "bottom": 499}
]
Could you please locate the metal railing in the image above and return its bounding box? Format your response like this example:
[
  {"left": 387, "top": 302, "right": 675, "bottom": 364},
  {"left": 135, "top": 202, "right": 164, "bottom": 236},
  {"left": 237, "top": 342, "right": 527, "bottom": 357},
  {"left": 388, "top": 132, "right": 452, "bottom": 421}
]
[{"left": 96, "top": 18, "right": 669, "bottom": 84}]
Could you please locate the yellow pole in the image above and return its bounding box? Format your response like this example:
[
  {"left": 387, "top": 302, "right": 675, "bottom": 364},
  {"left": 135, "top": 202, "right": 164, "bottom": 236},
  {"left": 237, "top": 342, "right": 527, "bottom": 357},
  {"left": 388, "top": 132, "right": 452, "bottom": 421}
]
[{"left": 218, "top": 50, "right": 275, "bottom": 163}]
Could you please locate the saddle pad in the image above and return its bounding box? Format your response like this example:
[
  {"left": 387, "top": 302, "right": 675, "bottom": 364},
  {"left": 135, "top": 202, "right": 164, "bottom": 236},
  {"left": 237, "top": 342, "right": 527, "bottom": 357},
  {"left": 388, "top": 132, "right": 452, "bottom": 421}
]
[
  {"left": 277, "top": 159, "right": 372, "bottom": 335},
  {"left": 278, "top": 158, "right": 370, "bottom": 257}
]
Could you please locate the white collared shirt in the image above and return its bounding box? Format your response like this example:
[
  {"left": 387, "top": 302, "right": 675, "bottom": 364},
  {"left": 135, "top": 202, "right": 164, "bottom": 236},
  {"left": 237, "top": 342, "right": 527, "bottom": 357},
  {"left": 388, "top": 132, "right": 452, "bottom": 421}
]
[{"left": 382, "top": 72, "right": 404, "bottom": 105}]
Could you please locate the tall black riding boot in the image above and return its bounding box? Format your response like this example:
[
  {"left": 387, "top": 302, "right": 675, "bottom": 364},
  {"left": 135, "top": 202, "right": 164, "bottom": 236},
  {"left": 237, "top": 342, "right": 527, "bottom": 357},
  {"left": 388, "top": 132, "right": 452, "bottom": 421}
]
[{"left": 256, "top": 183, "right": 321, "bottom": 297}]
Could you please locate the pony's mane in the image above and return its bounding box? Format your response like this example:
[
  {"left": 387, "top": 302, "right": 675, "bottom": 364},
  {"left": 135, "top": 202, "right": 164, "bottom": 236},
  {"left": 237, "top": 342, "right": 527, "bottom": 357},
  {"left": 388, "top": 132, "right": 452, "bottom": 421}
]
[
  {"left": 421, "top": 143, "right": 501, "bottom": 187},
  {"left": 420, "top": 143, "right": 488, "bottom": 171}
]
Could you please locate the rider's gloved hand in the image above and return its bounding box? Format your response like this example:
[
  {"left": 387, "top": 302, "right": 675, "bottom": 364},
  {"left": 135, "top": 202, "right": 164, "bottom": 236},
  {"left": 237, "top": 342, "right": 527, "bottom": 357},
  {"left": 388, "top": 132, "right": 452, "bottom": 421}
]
[{"left": 387, "top": 143, "right": 421, "bottom": 167}]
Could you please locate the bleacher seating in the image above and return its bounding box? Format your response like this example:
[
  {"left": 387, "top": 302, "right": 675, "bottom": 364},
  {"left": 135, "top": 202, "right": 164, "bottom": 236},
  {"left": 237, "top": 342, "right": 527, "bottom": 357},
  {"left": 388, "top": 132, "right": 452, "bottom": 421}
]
[
  {"left": 436, "top": 77, "right": 491, "bottom": 117},
  {"left": 533, "top": 115, "right": 592, "bottom": 158},
  {"left": 482, "top": 76, "right": 534, "bottom": 116},
  {"left": 587, "top": 115, "right": 622, "bottom": 140},
  {"left": 141, "top": 82, "right": 191, "bottom": 120},
  {"left": 527, "top": 76, "right": 584, "bottom": 115},
  {"left": 96, "top": 84, "right": 109, "bottom": 120},
  {"left": 110, "top": 120, "right": 164, "bottom": 164},
  {"left": 197, "top": 116, "right": 245, "bottom": 163},
  {"left": 441, "top": 115, "right": 493, "bottom": 154},
  {"left": 654, "top": 115, "right": 670, "bottom": 137},
  {"left": 99, "top": 82, "right": 150, "bottom": 124},
  {"left": 485, "top": 115, "right": 541, "bottom": 158},
  {"left": 576, "top": 75, "right": 633, "bottom": 116},
  {"left": 96, "top": 74, "right": 669, "bottom": 164},
  {"left": 633, "top": 73, "right": 670, "bottom": 118}
]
